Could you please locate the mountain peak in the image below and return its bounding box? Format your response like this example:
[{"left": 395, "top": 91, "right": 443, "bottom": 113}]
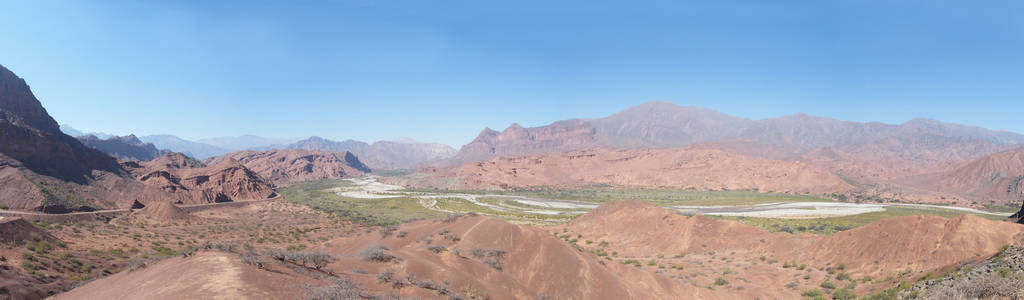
[{"left": 0, "top": 64, "right": 61, "bottom": 134}]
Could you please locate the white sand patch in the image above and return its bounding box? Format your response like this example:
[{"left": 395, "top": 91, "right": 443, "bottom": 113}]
[
  {"left": 700, "top": 206, "right": 886, "bottom": 219},
  {"left": 496, "top": 196, "right": 599, "bottom": 209}
]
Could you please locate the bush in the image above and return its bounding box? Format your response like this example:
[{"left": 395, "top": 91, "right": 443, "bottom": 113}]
[
  {"left": 836, "top": 272, "right": 851, "bottom": 281},
  {"left": 128, "top": 259, "right": 147, "bottom": 272},
  {"left": 305, "top": 251, "right": 332, "bottom": 270},
  {"left": 820, "top": 280, "right": 836, "bottom": 289},
  {"left": 714, "top": 277, "right": 729, "bottom": 286},
  {"left": 307, "top": 277, "right": 362, "bottom": 300},
  {"left": 443, "top": 214, "right": 463, "bottom": 223},
  {"left": 180, "top": 246, "right": 197, "bottom": 258},
  {"left": 379, "top": 226, "right": 397, "bottom": 238},
  {"left": 832, "top": 287, "right": 856, "bottom": 300},
  {"left": 377, "top": 269, "right": 395, "bottom": 284},
  {"left": 427, "top": 245, "right": 447, "bottom": 254},
  {"left": 360, "top": 245, "right": 396, "bottom": 263},
  {"left": 240, "top": 253, "right": 264, "bottom": 269},
  {"left": 801, "top": 289, "right": 824, "bottom": 298},
  {"left": 263, "top": 248, "right": 287, "bottom": 261}
]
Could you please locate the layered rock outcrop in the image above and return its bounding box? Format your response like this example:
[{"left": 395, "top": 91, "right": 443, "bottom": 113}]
[{"left": 208, "top": 149, "right": 369, "bottom": 184}]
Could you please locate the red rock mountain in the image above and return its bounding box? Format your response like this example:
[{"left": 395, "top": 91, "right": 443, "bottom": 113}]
[
  {"left": 208, "top": 149, "right": 370, "bottom": 184},
  {"left": 0, "top": 64, "right": 171, "bottom": 212},
  {"left": 124, "top": 152, "right": 276, "bottom": 204},
  {"left": 902, "top": 148, "right": 1024, "bottom": 204},
  {"left": 78, "top": 134, "right": 169, "bottom": 161},
  {"left": 436, "top": 147, "right": 851, "bottom": 194},
  {"left": 449, "top": 102, "right": 1024, "bottom": 170}
]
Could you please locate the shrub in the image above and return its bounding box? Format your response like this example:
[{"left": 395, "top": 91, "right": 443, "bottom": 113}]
[
  {"left": 714, "top": 277, "right": 729, "bottom": 286},
  {"left": 379, "top": 226, "right": 397, "bottom": 238},
  {"left": 305, "top": 251, "right": 332, "bottom": 270},
  {"left": 396, "top": 231, "right": 407, "bottom": 238},
  {"left": 360, "top": 245, "right": 395, "bottom": 263},
  {"left": 832, "top": 287, "right": 856, "bottom": 300},
  {"left": 240, "top": 253, "right": 264, "bottom": 269},
  {"left": 443, "top": 214, "right": 463, "bottom": 223},
  {"left": 263, "top": 248, "right": 287, "bottom": 261},
  {"left": 801, "top": 289, "right": 824, "bottom": 298},
  {"left": 128, "top": 259, "right": 147, "bottom": 272},
  {"left": 377, "top": 269, "right": 393, "bottom": 281},
  {"left": 997, "top": 266, "right": 1013, "bottom": 278},
  {"left": 836, "top": 272, "right": 851, "bottom": 281},
  {"left": 307, "top": 277, "right": 362, "bottom": 300},
  {"left": 427, "top": 245, "right": 447, "bottom": 254},
  {"left": 820, "top": 280, "right": 836, "bottom": 289},
  {"left": 180, "top": 246, "right": 197, "bottom": 258}
]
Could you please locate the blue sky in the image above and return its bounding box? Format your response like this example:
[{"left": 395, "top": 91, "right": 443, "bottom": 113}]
[{"left": 2, "top": 1, "right": 1022, "bottom": 147}]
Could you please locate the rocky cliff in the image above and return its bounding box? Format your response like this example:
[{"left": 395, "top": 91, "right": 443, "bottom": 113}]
[
  {"left": 124, "top": 152, "right": 276, "bottom": 204},
  {"left": 0, "top": 64, "right": 171, "bottom": 212},
  {"left": 208, "top": 149, "right": 369, "bottom": 184}
]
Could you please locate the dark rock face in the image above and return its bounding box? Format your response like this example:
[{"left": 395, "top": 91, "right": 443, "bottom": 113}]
[
  {"left": 0, "top": 66, "right": 61, "bottom": 134},
  {"left": 0, "top": 64, "right": 171, "bottom": 212},
  {"left": 0, "top": 65, "right": 125, "bottom": 183},
  {"left": 1010, "top": 177, "right": 1024, "bottom": 224},
  {"left": 344, "top": 151, "right": 371, "bottom": 173},
  {"left": 78, "top": 134, "right": 169, "bottom": 161}
]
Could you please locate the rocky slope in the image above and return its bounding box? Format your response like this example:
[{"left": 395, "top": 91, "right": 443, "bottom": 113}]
[
  {"left": 53, "top": 251, "right": 314, "bottom": 300},
  {"left": 900, "top": 149, "right": 1024, "bottom": 205},
  {"left": 124, "top": 152, "right": 276, "bottom": 204},
  {"left": 319, "top": 213, "right": 729, "bottom": 299},
  {"left": 901, "top": 245, "right": 1024, "bottom": 299},
  {"left": 0, "top": 64, "right": 171, "bottom": 212},
  {"left": 435, "top": 147, "right": 851, "bottom": 194},
  {"left": 208, "top": 149, "right": 370, "bottom": 184},
  {"left": 78, "top": 134, "right": 168, "bottom": 161},
  {"left": 452, "top": 120, "right": 600, "bottom": 165},
  {"left": 287, "top": 136, "right": 456, "bottom": 170},
  {"left": 562, "top": 201, "right": 1024, "bottom": 297}
]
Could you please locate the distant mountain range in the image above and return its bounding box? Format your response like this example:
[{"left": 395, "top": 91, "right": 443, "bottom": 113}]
[
  {"left": 60, "top": 124, "right": 113, "bottom": 139},
  {"left": 62, "top": 130, "right": 456, "bottom": 170},
  {"left": 451, "top": 101, "right": 1024, "bottom": 167},
  {"left": 137, "top": 134, "right": 231, "bottom": 159},
  {"left": 396, "top": 101, "right": 1024, "bottom": 206},
  {"left": 287, "top": 136, "right": 456, "bottom": 170},
  {"left": 77, "top": 134, "right": 168, "bottom": 161}
]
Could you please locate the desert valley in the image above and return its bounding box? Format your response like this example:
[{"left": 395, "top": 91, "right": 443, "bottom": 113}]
[{"left": 2, "top": 59, "right": 1024, "bottom": 300}]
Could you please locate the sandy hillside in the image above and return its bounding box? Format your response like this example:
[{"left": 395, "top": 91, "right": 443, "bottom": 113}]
[{"left": 53, "top": 251, "right": 314, "bottom": 300}]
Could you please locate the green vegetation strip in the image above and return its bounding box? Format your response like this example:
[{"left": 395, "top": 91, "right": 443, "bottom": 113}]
[
  {"left": 280, "top": 179, "right": 444, "bottom": 226},
  {"left": 715, "top": 206, "right": 1007, "bottom": 235},
  {"left": 433, "top": 197, "right": 575, "bottom": 223}
]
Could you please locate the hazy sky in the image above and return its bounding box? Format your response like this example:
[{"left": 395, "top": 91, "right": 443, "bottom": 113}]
[{"left": 2, "top": 1, "right": 1022, "bottom": 147}]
